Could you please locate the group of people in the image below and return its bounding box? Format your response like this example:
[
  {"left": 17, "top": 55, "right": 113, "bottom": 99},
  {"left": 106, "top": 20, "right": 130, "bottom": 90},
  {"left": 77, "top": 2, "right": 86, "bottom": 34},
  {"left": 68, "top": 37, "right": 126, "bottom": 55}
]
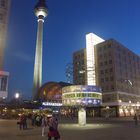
[
  {"left": 17, "top": 113, "right": 60, "bottom": 140},
  {"left": 18, "top": 113, "right": 27, "bottom": 130}
]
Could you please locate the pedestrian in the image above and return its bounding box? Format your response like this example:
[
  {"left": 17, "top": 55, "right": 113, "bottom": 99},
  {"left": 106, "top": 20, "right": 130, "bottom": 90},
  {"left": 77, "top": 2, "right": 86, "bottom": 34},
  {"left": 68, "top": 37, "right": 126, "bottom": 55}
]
[
  {"left": 18, "top": 114, "right": 24, "bottom": 130},
  {"left": 23, "top": 114, "right": 27, "bottom": 129},
  {"left": 41, "top": 114, "right": 47, "bottom": 136},
  {"left": 31, "top": 114, "right": 36, "bottom": 126},
  {"left": 35, "top": 115, "right": 41, "bottom": 126},
  {"left": 133, "top": 113, "right": 138, "bottom": 126},
  {"left": 47, "top": 116, "right": 60, "bottom": 140}
]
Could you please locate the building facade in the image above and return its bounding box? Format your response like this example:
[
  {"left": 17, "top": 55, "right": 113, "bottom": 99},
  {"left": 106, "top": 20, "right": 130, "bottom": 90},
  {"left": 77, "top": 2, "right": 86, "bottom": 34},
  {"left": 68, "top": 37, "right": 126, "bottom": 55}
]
[
  {"left": 73, "top": 35, "right": 140, "bottom": 117},
  {"left": 0, "top": 71, "right": 9, "bottom": 99},
  {"left": 0, "top": 0, "right": 10, "bottom": 69},
  {"left": 73, "top": 48, "right": 87, "bottom": 85},
  {"left": 0, "top": 0, "right": 10, "bottom": 99}
]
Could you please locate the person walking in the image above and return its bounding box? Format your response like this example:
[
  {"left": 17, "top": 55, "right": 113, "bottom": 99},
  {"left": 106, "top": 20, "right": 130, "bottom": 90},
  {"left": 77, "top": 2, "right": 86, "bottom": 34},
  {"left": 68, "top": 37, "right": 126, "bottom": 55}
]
[
  {"left": 41, "top": 114, "right": 47, "bottom": 136},
  {"left": 133, "top": 113, "right": 138, "bottom": 126},
  {"left": 47, "top": 116, "right": 60, "bottom": 140},
  {"left": 18, "top": 114, "right": 24, "bottom": 130}
]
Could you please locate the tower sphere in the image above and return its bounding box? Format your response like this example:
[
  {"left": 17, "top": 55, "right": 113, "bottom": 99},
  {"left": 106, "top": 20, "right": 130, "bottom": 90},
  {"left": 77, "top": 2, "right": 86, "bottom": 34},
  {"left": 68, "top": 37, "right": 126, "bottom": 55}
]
[{"left": 34, "top": 0, "right": 48, "bottom": 18}]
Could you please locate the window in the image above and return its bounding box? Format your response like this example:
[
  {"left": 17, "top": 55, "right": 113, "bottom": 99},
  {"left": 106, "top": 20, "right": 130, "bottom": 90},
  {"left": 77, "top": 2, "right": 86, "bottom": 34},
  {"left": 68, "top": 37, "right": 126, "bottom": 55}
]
[
  {"left": 110, "top": 68, "right": 113, "bottom": 72},
  {"left": 100, "top": 62, "right": 103, "bottom": 66},
  {"left": 99, "top": 54, "right": 103, "bottom": 58},
  {"left": 99, "top": 47, "right": 102, "bottom": 52},
  {"left": 111, "top": 85, "right": 114, "bottom": 90},
  {"left": 105, "top": 69, "right": 108, "bottom": 73},
  {"left": 105, "top": 77, "right": 109, "bottom": 81},
  {"left": 0, "top": 14, "right": 3, "bottom": 20},
  {"left": 108, "top": 44, "right": 111, "bottom": 48},
  {"left": 105, "top": 86, "right": 109, "bottom": 91},
  {"left": 104, "top": 61, "right": 108, "bottom": 65},
  {"left": 101, "top": 78, "right": 104, "bottom": 83},
  {"left": 104, "top": 53, "right": 107, "bottom": 58},
  {"left": 110, "top": 76, "right": 114, "bottom": 81},
  {"left": 109, "top": 60, "right": 112, "bottom": 64},
  {"left": 100, "top": 70, "right": 104, "bottom": 75},
  {"left": 1, "top": 0, "right": 5, "bottom": 7}
]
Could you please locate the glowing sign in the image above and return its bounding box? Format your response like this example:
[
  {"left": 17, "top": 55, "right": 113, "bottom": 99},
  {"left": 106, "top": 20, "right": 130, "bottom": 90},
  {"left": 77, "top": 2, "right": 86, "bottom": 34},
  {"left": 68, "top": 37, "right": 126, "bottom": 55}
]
[
  {"left": 62, "top": 85, "right": 102, "bottom": 93},
  {"left": 62, "top": 85, "right": 102, "bottom": 106},
  {"left": 42, "top": 102, "right": 62, "bottom": 106}
]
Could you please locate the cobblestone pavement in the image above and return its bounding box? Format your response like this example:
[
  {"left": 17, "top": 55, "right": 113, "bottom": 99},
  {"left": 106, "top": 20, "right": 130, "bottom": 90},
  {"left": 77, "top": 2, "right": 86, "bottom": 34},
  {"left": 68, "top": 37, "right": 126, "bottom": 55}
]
[{"left": 0, "top": 118, "right": 140, "bottom": 140}]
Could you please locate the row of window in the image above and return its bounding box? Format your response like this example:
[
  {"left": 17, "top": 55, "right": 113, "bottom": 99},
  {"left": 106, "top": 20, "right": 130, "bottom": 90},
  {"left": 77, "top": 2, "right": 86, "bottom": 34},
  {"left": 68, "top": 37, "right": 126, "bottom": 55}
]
[
  {"left": 116, "top": 60, "right": 140, "bottom": 71},
  {"left": 115, "top": 53, "right": 140, "bottom": 65},
  {"left": 98, "top": 52, "right": 112, "bottom": 58},
  {"left": 74, "top": 60, "right": 85, "bottom": 66},
  {"left": 102, "top": 85, "right": 115, "bottom": 92},
  {"left": 74, "top": 53, "right": 84, "bottom": 60},
  {"left": 100, "top": 68, "right": 113, "bottom": 74},
  {"left": 99, "top": 60, "right": 113, "bottom": 66},
  {"left": 98, "top": 44, "right": 112, "bottom": 52},
  {"left": 115, "top": 46, "right": 140, "bottom": 62},
  {"left": 100, "top": 76, "right": 114, "bottom": 83}
]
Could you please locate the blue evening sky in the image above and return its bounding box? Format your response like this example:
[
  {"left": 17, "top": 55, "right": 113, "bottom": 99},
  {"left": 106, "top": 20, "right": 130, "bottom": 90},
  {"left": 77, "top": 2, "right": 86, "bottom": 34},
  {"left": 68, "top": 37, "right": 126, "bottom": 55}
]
[{"left": 4, "top": 0, "right": 140, "bottom": 99}]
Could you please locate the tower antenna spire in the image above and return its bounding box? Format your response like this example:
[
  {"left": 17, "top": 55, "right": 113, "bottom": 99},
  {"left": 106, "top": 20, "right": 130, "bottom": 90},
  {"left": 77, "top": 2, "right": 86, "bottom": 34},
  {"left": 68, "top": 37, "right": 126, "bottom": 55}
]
[{"left": 32, "top": 0, "right": 48, "bottom": 100}]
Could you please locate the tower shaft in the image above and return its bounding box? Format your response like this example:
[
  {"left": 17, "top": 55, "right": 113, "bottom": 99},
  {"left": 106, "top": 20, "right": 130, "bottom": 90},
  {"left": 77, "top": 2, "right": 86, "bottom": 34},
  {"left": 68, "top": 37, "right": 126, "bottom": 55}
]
[
  {"left": 32, "top": 19, "right": 44, "bottom": 100},
  {"left": 32, "top": 0, "right": 48, "bottom": 100}
]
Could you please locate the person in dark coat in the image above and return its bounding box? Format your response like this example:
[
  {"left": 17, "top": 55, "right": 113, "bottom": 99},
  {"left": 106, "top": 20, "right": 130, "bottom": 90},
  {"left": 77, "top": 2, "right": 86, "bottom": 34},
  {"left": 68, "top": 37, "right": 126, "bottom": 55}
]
[
  {"left": 134, "top": 113, "right": 138, "bottom": 126},
  {"left": 47, "top": 116, "right": 60, "bottom": 140}
]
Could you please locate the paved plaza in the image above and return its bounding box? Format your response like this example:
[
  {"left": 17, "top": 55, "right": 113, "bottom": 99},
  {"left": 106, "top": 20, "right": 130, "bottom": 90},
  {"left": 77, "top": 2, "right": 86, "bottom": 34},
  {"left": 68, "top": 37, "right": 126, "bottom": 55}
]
[{"left": 0, "top": 117, "right": 140, "bottom": 140}]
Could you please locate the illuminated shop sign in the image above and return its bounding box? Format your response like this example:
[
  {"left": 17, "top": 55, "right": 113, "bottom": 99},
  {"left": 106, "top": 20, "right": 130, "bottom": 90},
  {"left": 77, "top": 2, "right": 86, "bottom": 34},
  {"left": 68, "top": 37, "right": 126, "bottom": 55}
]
[{"left": 42, "top": 102, "right": 62, "bottom": 106}]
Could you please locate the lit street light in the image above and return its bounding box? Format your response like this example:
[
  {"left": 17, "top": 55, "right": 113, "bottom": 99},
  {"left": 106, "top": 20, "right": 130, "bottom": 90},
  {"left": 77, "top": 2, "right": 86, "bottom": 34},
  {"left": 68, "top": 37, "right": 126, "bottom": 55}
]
[
  {"left": 14, "top": 92, "right": 20, "bottom": 110},
  {"left": 15, "top": 93, "right": 20, "bottom": 99}
]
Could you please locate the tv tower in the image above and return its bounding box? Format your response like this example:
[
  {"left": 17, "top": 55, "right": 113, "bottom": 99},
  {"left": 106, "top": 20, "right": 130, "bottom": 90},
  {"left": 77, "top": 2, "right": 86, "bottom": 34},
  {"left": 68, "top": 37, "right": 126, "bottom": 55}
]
[{"left": 32, "top": 0, "right": 48, "bottom": 100}]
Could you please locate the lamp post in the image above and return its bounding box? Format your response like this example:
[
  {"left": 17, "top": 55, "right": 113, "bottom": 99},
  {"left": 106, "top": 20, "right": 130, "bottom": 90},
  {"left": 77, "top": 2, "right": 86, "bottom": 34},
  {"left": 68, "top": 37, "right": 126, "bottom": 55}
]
[
  {"left": 15, "top": 93, "right": 20, "bottom": 99},
  {"left": 14, "top": 93, "right": 20, "bottom": 110}
]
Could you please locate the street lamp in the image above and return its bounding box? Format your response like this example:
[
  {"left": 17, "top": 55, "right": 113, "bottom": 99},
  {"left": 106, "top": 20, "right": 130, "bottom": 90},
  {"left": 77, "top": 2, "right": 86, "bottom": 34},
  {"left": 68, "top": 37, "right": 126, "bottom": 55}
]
[
  {"left": 14, "top": 93, "right": 20, "bottom": 110},
  {"left": 15, "top": 93, "right": 20, "bottom": 99}
]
